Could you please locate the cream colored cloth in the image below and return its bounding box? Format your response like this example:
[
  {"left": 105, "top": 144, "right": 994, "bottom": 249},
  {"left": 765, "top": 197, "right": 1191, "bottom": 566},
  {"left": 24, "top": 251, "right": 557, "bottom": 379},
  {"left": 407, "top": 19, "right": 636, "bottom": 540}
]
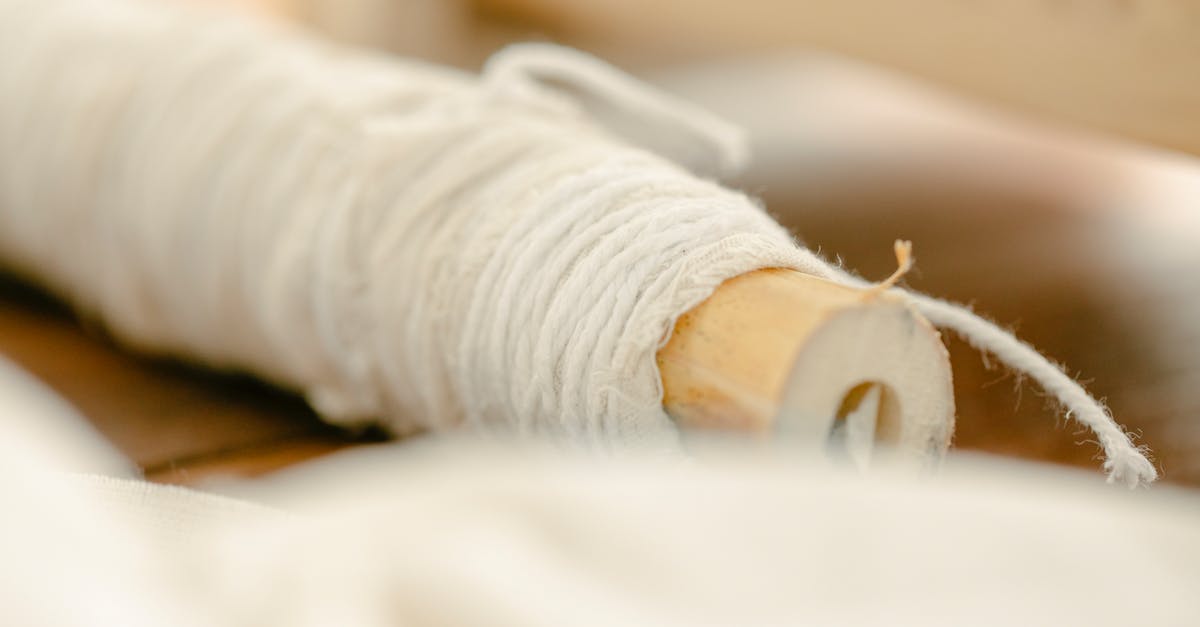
[{"left": 2, "top": 357, "right": 1198, "bottom": 626}]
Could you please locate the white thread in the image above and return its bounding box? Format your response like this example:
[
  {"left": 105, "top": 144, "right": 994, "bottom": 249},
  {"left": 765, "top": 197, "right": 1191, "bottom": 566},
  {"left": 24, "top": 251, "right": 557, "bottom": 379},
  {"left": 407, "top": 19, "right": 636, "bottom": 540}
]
[
  {"left": 484, "top": 43, "right": 750, "bottom": 179},
  {"left": 907, "top": 295, "right": 1158, "bottom": 488},
  {"left": 843, "top": 250, "right": 1158, "bottom": 487},
  {"left": 0, "top": 0, "right": 1156, "bottom": 485}
]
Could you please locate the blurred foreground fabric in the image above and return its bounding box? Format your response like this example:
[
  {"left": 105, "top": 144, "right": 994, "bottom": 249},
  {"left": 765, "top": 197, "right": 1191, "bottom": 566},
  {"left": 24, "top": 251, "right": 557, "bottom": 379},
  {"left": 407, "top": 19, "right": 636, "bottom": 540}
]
[{"left": 3, "top": 355, "right": 1200, "bottom": 626}]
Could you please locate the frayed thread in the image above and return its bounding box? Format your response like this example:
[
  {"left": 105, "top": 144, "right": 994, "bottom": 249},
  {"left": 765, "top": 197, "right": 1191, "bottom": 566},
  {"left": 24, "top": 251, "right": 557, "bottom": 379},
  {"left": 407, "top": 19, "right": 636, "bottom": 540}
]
[
  {"left": 907, "top": 293, "right": 1158, "bottom": 488},
  {"left": 850, "top": 241, "right": 1158, "bottom": 488}
]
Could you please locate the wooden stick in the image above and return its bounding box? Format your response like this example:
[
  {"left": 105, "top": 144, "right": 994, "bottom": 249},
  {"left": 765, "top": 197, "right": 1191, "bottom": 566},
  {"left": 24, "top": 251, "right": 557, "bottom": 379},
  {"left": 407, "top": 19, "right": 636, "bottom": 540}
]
[{"left": 657, "top": 268, "right": 955, "bottom": 459}]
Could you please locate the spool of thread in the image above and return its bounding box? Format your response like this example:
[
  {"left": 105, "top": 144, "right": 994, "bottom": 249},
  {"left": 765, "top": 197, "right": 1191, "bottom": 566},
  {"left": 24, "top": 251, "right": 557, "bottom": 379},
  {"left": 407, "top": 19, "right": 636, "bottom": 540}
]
[{"left": 0, "top": 0, "right": 1155, "bottom": 485}]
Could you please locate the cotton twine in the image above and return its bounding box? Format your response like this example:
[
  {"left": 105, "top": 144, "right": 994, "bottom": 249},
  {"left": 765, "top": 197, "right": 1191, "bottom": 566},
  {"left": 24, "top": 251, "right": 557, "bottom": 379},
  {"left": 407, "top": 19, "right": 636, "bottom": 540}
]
[{"left": 0, "top": 0, "right": 1156, "bottom": 486}]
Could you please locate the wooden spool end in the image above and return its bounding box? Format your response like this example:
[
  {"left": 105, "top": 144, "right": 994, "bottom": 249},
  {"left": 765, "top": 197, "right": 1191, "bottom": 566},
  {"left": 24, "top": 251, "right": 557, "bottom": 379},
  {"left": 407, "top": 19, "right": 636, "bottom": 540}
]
[{"left": 657, "top": 268, "right": 955, "bottom": 462}]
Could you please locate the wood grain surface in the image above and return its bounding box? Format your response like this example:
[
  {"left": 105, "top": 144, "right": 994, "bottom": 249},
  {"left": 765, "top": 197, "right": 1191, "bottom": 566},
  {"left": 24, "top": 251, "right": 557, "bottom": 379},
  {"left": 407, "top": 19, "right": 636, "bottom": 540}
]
[
  {"left": 765, "top": 167, "right": 1200, "bottom": 486},
  {"left": 0, "top": 275, "right": 384, "bottom": 484}
]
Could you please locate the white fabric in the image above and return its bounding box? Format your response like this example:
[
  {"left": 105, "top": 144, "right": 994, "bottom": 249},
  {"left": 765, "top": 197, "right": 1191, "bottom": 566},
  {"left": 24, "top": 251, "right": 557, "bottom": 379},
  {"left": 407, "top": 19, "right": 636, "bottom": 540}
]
[
  {"left": 0, "top": 354, "right": 132, "bottom": 475},
  {"left": 2, "top": 406, "right": 1198, "bottom": 626}
]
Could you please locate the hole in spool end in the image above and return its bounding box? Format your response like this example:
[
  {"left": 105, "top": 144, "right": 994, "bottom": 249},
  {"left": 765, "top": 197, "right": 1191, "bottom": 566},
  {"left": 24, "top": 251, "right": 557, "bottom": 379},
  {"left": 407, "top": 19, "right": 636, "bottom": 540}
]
[{"left": 827, "top": 381, "right": 902, "bottom": 469}]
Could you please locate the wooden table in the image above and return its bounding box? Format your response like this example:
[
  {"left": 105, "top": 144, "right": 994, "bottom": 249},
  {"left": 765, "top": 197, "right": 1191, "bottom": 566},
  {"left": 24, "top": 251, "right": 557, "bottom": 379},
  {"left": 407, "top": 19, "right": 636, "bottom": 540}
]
[
  {"left": 0, "top": 275, "right": 385, "bottom": 484},
  {"left": 762, "top": 158, "right": 1200, "bottom": 487}
]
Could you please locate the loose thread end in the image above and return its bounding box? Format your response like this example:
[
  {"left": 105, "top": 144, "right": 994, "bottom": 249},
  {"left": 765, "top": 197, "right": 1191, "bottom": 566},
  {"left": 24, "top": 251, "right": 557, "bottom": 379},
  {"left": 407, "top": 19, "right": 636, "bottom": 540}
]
[
  {"left": 866, "top": 239, "right": 914, "bottom": 298},
  {"left": 907, "top": 293, "right": 1159, "bottom": 488},
  {"left": 1104, "top": 444, "right": 1159, "bottom": 489}
]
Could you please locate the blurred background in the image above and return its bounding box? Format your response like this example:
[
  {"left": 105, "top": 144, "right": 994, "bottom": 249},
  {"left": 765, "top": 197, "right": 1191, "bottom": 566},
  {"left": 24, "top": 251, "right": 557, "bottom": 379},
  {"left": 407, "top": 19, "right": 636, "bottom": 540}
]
[{"left": 2, "top": 0, "right": 1198, "bottom": 485}]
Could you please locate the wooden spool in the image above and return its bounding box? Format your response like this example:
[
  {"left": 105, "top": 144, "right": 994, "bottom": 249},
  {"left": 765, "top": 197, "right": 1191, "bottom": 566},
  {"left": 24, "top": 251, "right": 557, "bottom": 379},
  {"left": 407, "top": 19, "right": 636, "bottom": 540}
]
[{"left": 657, "top": 267, "right": 955, "bottom": 464}]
